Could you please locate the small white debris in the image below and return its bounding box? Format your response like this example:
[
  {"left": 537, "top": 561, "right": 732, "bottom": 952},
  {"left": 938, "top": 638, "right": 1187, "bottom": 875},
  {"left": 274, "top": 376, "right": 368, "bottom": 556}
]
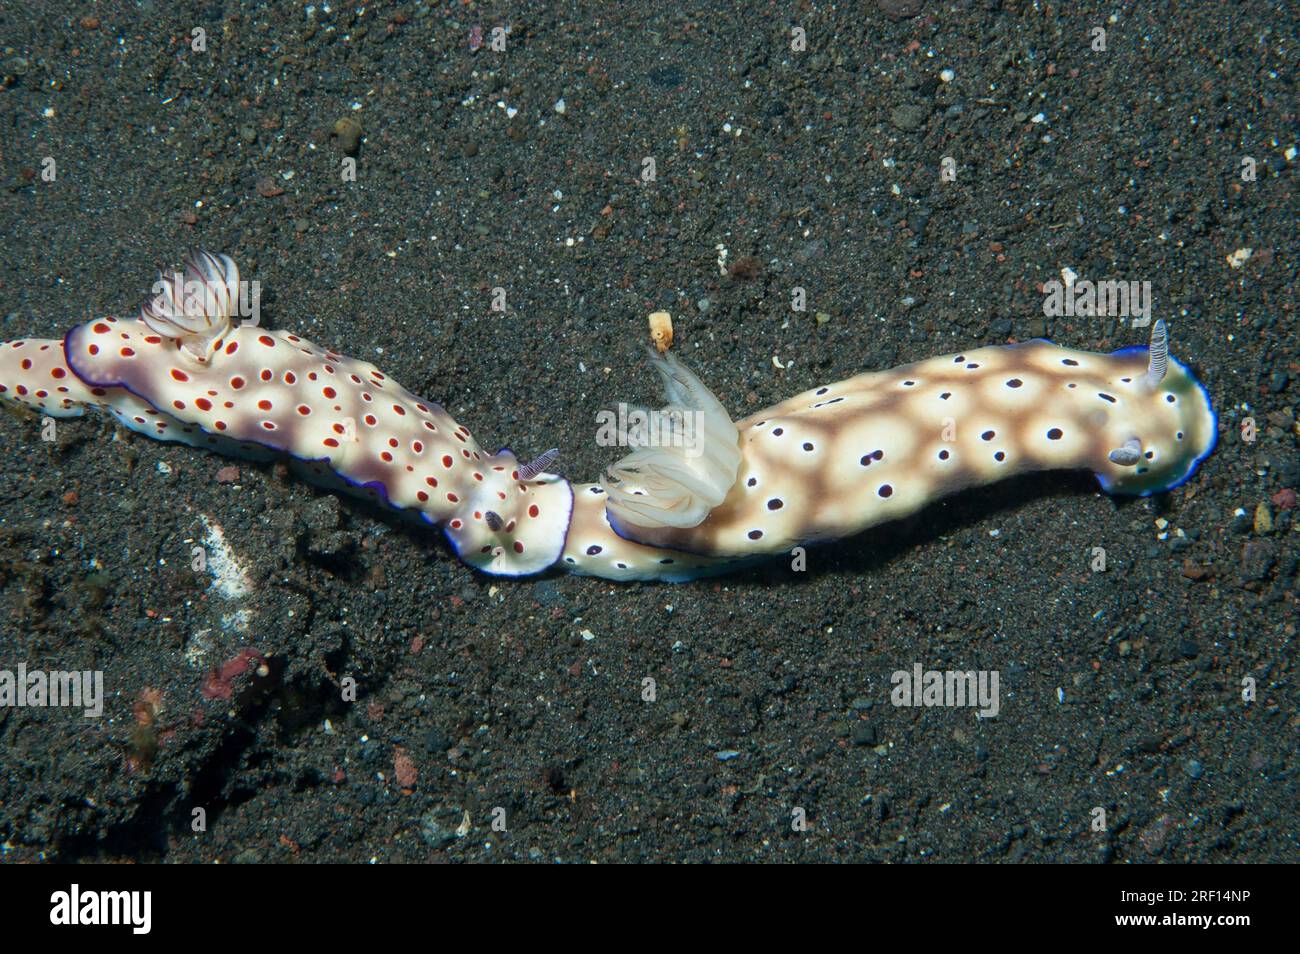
[
  {"left": 579, "top": 628, "right": 596, "bottom": 641},
  {"left": 1285, "top": 145, "right": 1296, "bottom": 162},
  {"left": 183, "top": 628, "right": 215, "bottom": 667},
  {"left": 939, "top": 69, "right": 955, "bottom": 83},
  {"left": 1061, "top": 265, "right": 1078, "bottom": 288},
  {"left": 553, "top": 98, "right": 566, "bottom": 115},
  {"left": 648, "top": 311, "right": 674, "bottom": 353},
  {"left": 221, "top": 607, "right": 252, "bottom": 634},
  {"left": 156, "top": 460, "right": 173, "bottom": 475},
  {"left": 1227, "top": 247, "right": 1252, "bottom": 269},
  {"left": 200, "top": 514, "right": 254, "bottom": 600},
  {"left": 1030, "top": 113, "right": 1046, "bottom": 124}
]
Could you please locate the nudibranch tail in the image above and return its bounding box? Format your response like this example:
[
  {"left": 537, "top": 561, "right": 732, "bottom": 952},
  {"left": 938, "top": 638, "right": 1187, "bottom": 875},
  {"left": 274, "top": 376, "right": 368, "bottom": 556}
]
[
  {"left": 560, "top": 482, "right": 734, "bottom": 581},
  {"left": 48, "top": 250, "right": 576, "bottom": 578},
  {"left": 603, "top": 350, "right": 742, "bottom": 532},
  {"left": 0, "top": 338, "right": 98, "bottom": 417}
]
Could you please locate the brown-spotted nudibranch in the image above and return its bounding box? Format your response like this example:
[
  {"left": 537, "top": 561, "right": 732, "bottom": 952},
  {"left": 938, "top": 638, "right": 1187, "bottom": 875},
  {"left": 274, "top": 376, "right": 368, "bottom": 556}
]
[{"left": 0, "top": 251, "right": 1216, "bottom": 582}]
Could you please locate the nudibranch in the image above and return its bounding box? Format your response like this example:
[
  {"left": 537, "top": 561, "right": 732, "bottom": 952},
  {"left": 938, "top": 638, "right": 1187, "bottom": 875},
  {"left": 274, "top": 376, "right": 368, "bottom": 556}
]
[
  {"left": 4, "top": 251, "right": 573, "bottom": 577},
  {"left": 600, "top": 324, "right": 1218, "bottom": 562},
  {"left": 0, "top": 250, "right": 1216, "bottom": 583}
]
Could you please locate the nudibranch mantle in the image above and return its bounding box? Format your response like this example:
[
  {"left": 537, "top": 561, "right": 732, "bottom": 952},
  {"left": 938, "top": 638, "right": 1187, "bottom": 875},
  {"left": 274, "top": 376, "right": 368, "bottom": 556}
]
[{"left": 0, "top": 250, "right": 1216, "bottom": 583}]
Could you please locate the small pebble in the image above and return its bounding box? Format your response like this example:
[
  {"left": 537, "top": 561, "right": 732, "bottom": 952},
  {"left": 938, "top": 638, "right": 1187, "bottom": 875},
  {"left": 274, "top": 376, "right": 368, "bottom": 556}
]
[
  {"left": 331, "top": 117, "right": 363, "bottom": 157},
  {"left": 1254, "top": 502, "right": 1273, "bottom": 534}
]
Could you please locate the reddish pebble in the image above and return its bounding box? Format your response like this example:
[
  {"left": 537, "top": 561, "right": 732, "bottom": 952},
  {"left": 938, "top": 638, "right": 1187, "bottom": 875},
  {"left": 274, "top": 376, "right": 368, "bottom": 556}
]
[
  {"left": 216, "top": 465, "right": 240, "bottom": 484},
  {"left": 1272, "top": 488, "right": 1297, "bottom": 510},
  {"left": 393, "top": 747, "right": 418, "bottom": 789},
  {"left": 201, "top": 648, "right": 264, "bottom": 700}
]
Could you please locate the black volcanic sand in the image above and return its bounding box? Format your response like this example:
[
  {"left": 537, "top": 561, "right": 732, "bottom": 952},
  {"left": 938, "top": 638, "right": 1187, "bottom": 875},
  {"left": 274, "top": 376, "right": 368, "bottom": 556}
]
[{"left": 0, "top": 1, "right": 1294, "bottom": 863}]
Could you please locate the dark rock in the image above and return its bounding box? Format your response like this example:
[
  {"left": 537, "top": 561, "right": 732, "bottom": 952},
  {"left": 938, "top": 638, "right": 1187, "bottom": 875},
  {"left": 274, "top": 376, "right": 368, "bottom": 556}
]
[
  {"left": 1274, "top": 453, "right": 1300, "bottom": 488},
  {"left": 647, "top": 65, "right": 685, "bottom": 89},
  {"left": 851, "top": 721, "right": 878, "bottom": 746},
  {"left": 890, "top": 102, "right": 931, "bottom": 132},
  {"left": 419, "top": 806, "right": 465, "bottom": 848},
  {"left": 1139, "top": 814, "right": 1176, "bottom": 855},
  {"left": 877, "top": 0, "right": 925, "bottom": 19},
  {"left": 1240, "top": 540, "right": 1276, "bottom": 581}
]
